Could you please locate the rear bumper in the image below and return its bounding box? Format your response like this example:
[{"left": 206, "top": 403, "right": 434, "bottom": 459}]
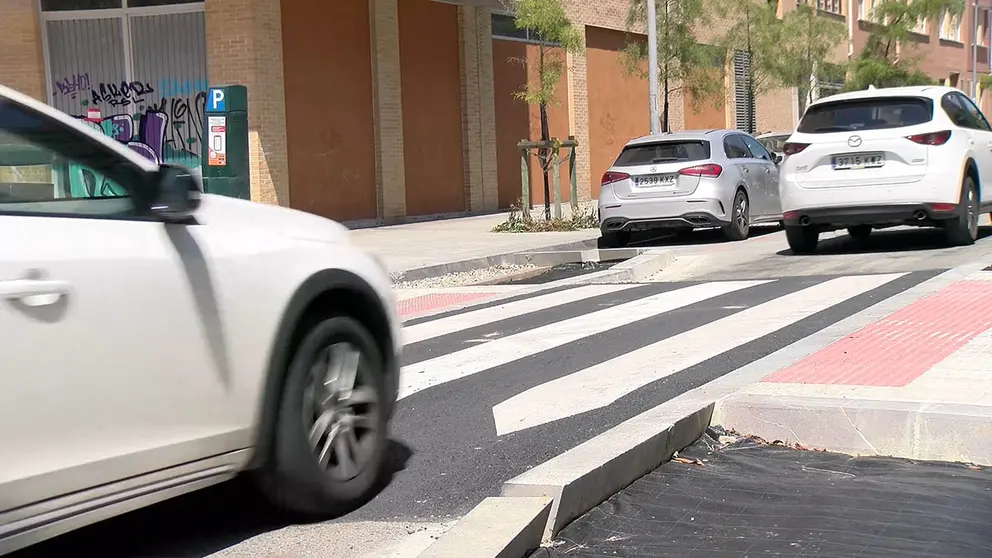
[
  {"left": 597, "top": 187, "right": 731, "bottom": 232},
  {"left": 782, "top": 203, "right": 958, "bottom": 228}
]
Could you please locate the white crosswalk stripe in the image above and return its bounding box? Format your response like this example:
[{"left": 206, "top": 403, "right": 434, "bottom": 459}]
[{"left": 398, "top": 272, "right": 915, "bottom": 433}]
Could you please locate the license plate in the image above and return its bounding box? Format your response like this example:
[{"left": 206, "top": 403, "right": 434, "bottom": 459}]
[
  {"left": 831, "top": 153, "right": 885, "bottom": 170},
  {"left": 634, "top": 174, "right": 677, "bottom": 187}
]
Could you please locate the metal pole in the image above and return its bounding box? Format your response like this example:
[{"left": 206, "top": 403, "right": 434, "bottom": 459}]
[
  {"left": 647, "top": 0, "right": 660, "bottom": 134},
  {"left": 974, "top": 0, "right": 980, "bottom": 100}
]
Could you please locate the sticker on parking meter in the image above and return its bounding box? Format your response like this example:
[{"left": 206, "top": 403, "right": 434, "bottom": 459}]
[{"left": 208, "top": 116, "right": 227, "bottom": 166}]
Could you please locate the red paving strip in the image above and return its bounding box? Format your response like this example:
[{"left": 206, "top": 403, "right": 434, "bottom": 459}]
[
  {"left": 396, "top": 292, "right": 499, "bottom": 318},
  {"left": 763, "top": 280, "right": 992, "bottom": 387}
]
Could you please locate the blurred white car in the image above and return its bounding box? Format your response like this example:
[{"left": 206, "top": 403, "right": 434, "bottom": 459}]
[
  {"left": 779, "top": 85, "right": 992, "bottom": 253},
  {"left": 0, "top": 84, "right": 402, "bottom": 553}
]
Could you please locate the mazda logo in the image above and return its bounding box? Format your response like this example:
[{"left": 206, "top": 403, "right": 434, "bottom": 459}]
[{"left": 847, "top": 135, "right": 862, "bottom": 147}]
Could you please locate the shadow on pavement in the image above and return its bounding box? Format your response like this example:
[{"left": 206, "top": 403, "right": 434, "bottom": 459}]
[
  {"left": 629, "top": 224, "right": 782, "bottom": 248},
  {"left": 11, "top": 439, "right": 414, "bottom": 558},
  {"left": 777, "top": 225, "right": 992, "bottom": 256}
]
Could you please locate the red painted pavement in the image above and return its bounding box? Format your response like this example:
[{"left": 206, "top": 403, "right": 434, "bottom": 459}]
[
  {"left": 396, "top": 292, "right": 498, "bottom": 318},
  {"left": 763, "top": 280, "right": 992, "bottom": 387}
]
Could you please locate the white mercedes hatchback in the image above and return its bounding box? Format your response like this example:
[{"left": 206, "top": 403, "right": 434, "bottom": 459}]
[
  {"left": 779, "top": 85, "right": 992, "bottom": 254},
  {"left": 0, "top": 85, "right": 402, "bottom": 553}
]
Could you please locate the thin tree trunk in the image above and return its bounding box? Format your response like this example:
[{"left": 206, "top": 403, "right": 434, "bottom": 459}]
[
  {"left": 538, "top": 43, "right": 551, "bottom": 221},
  {"left": 662, "top": 0, "right": 670, "bottom": 132}
]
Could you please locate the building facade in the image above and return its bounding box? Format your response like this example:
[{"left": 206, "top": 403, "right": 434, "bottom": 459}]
[{"left": 0, "top": 0, "right": 988, "bottom": 224}]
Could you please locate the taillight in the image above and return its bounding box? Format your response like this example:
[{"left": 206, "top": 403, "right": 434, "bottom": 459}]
[
  {"left": 602, "top": 171, "right": 630, "bottom": 185},
  {"left": 929, "top": 203, "right": 956, "bottom": 212},
  {"left": 783, "top": 142, "right": 810, "bottom": 155},
  {"left": 907, "top": 130, "right": 951, "bottom": 145},
  {"left": 678, "top": 163, "right": 723, "bottom": 177}
]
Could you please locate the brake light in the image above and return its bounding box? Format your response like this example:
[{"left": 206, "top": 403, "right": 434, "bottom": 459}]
[
  {"left": 602, "top": 171, "right": 630, "bottom": 185},
  {"left": 783, "top": 142, "right": 810, "bottom": 155},
  {"left": 929, "top": 203, "right": 956, "bottom": 212},
  {"left": 907, "top": 130, "right": 951, "bottom": 145},
  {"left": 678, "top": 163, "right": 723, "bottom": 177}
]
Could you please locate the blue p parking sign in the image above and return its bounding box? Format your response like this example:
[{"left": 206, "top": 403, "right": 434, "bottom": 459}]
[{"left": 208, "top": 88, "right": 226, "bottom": 112}]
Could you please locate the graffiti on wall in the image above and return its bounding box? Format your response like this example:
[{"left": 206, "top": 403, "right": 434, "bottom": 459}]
[{"left": 57, "top": 78, "right": 207, "bottom": 198}]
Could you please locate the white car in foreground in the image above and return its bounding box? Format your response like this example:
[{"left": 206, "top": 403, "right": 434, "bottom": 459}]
[
  {"left": 0, "top": 84, "right": 402, "bottom": 553},
  {"left": 779, "top": 85, "right": 992, "bottom": 254}
]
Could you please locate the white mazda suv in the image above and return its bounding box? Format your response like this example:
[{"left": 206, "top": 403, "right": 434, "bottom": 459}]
[
  {"left": 779, "top": 85, "right": 992, "bottom": 254},
  {"left": 0, "top": 84, "right": 403, "bottom": 553}
]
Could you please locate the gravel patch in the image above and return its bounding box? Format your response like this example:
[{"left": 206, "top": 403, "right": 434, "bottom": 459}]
[{"left": 393, "top": 264, "right": 538, "bottom": 289}]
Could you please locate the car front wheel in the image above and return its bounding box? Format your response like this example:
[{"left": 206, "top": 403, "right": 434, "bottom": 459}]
[{"left": 258, "top": 315, "right": 388, "bottom": 517}]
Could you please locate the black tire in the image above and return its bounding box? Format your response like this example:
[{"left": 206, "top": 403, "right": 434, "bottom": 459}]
[
  {"left": 722, "top": 189, "right": 750, "bottom": 241},
  {"left": 944, "top": 176, "right": 979, "bottom": 247},
  {"left": 257, "top": 315, "right": 389, "bottom": 517},
  {"left": 598, "top": 230, "right": 630, "bottom": 248},
  {"left": 785, "top": 225, "right": 819, "bottom": 254},
  {"left": 847, "top": 225, "right": 872, "bottom": 241}
]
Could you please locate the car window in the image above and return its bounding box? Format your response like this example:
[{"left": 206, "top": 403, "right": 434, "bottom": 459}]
[
  {"left": 723, "top": 135, "right": 750, "bottom": 159},
  {"left": 614, "top": 140, "right": 710, "bottom": 166},
  {"left": 0, "top": 99, "right": 147, "bottom": 218},
  {"left": 796, "top": 97, "right": 933, "bottom": 133},
  {"left": 741, "top": 136, "right": 772, "bottom": 161},
  {"left": 757, "top": 134, "right": 789, "bottom": 153},
  {"left": 952, "top": 93, "right": 992, "bottom": 132}
]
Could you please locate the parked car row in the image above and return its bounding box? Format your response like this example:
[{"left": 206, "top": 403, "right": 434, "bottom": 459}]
[{"left": 597, "top": 85, "right": 992, "bottom": 253}]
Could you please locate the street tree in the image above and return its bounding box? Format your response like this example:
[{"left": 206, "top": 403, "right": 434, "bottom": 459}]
[
  {"left": 774, "top": 4, "right": 847, "bottom": 112},
  {"left": 713, "top": 0, "right": 783, "bottom": 133},
  {"left": 506, "top": 0, "right": 583, "bottom": 220},
  {"left": 619, "top": 0, "right": 724, "bottom": 132},
  {"left": 844, "top": 0, "right": 963, "bottom": 90}
]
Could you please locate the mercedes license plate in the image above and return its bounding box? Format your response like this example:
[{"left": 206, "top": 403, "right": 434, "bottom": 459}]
[
  {"left": 635, "top": 174, "right": 676, "bottom": 187},
  {"left": 831, "top": 153, "right": 885, "bottom": 170}
]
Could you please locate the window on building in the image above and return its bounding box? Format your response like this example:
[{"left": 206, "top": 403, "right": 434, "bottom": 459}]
[
  {"left": 491, "top": 12, "right": 560, "bottom": 45},
  {"left": 978, "top": 8, "right": 989, "bottom": 46},
  {"left": 40, "top": 1, "right": 207, "bottom": 170},
  {"left": 857, "top": 0, "right": 876, "bottom": 21},
  {"left": 798, "top": 0, "right": 843, "bottom": 16},
  {"left": 733, "top": 50, "right": 755, "bottom": 132},
  {"left": 939, "top": 7, "right": 962, "bottom": 41}
]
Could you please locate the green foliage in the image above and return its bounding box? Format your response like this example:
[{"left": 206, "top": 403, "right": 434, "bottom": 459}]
[
  {"left": 773, "top": 5, "right": 847, "bottom": 106},
  {"left": 492, "top": 204, "right": 599, "bottom": 232},
  {"left": 844, "top": 0, "right": 962, "bottom": 89},
  {"left": 509, "top": 0, "right": 584, "bottom": 108},
  {"left": 619, "top": 0, "right": 725, "bottom": 126},
  {"left": 713, "top": 0, "right": 783, "bottom": 97}
]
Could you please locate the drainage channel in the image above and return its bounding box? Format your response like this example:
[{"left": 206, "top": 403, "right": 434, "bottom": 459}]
[{"left": 499, "top": 259, "right": 625, "bottom": 285}]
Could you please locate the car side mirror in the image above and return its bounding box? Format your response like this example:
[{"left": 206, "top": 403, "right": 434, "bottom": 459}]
[
  {"left": 772, "top": 153, "right": 784, "bottom": 165},
  {"left": 150, "top": 163, "right": 201, "bottom": 222}
]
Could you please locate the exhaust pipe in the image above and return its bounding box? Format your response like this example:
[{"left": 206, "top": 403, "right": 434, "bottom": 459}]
[
  {"left": 913, "top": 210, "right": 926, "bottom": 221},
  {"left": 798, "top": 215, "right": 811, "bottom": 226}
]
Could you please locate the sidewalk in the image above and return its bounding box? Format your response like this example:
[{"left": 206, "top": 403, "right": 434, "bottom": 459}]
[
  {"left": 348, "top": 213, "right": 599, "bottom": 274},
  {"left": 714, "top": 265, "right": 992, "bottom": 465}
]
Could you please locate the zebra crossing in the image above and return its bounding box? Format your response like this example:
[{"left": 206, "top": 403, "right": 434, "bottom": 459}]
[{"left": 360, "top": 269, "right": 940, "bottom": 521}]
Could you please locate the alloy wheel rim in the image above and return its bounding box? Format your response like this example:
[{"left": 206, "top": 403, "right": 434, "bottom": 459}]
[
  {"left": 303, "top": 342, "right": 380, "bottom": 481},
  {"left": 736, "top": 194, "right": 749, "bottom": 232}
]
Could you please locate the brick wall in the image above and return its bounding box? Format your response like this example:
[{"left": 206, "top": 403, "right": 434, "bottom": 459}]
[
  {"left": 0, "top": 0, "right": 45, "bottom": 101},
  {"left": 370, "top": 0, "right": 407, "bottom": 219},
  {"left": 205, "top": 0, "right": 290, "bottom": 207}
]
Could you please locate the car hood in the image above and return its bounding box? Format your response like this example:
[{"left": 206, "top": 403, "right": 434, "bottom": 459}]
[{"left": 193, "top": 193, "right": 351, "bottom": 244}]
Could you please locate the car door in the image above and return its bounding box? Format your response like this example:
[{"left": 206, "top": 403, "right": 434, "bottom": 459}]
[
  {"left": 724, "top": 134, "right": 767, "bottom": 216},
  {"left": 0, "top": 96, "right": 246, "bottom": 516},
  {"left": 741, "top": 134, "right": 782, "bottom": 217},
  {"left": 954, "top": 93, "right": 992, "bottom": 206}
]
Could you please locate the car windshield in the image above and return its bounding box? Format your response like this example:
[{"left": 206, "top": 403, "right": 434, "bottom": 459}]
[
  {"left": 757, "top": 134, "right": 790, "bottom": 153},
  {"left": 796, "top": 97, "right": 934, "bottom": 133},
  {"left": 614, "top": 140, "right": 710, "bottom": 166}
]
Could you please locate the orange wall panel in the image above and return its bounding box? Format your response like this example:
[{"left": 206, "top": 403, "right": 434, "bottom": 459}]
[
  {"left": 586, "top": 26, "right": 649, "bottom": 200},
  {"left": 281, "top": 0, "right": 376, "bottom": 221},
  {"left": 399, "top": 0, "right": 466, "bottom": 216},
  {"left": 683, "top": 69, "right": 726, "bottom": 130},
  {"left": 492, "top": 39, "right": 572, "bottom": 208}
]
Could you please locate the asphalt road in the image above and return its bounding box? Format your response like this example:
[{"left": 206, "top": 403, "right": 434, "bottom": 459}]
[{"left": 12, "top": 223, "right": 992, "bottom": 558}]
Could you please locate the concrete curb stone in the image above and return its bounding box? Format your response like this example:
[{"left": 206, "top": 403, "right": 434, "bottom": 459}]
[{"left": 390, "top": 239, "right": 599, "bottom": 282}]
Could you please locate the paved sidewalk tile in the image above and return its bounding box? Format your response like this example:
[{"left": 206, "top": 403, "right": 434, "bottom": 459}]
[
  {"left": 763, "top": 278, "right": 992, "bottom": 387},
  {"left": 396, "top": 292, "right": 501, "bottom": 318}
]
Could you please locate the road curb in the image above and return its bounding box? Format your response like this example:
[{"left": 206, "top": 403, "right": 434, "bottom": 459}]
[
  {"left": 569, "top": 250, "right": 675, "bottom": 285},
  {"left": 416, "top": 497, "right": 553, "bottom": 558},
  {"left": 390, "top": 239, "right": 599, "bottom": 282}
]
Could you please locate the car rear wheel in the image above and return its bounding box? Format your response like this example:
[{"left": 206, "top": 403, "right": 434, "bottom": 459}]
[
  {"left": 785, "top": 225, "right": 819, "bottom": 254},
  {"left": 943, "top": 176, "right": 979, "bottom": 247},
  {"left": 847, "top": 225, "right": 872, "bottom": 241},
  {"left": 598, "top": 230, "right": 630, "bottom": 248},
  {"left": 258, "top": 315, "right": 388, "bottom": 517},
  {"left": 722, "top": 190, "right": 750, "bottom": 241}
]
